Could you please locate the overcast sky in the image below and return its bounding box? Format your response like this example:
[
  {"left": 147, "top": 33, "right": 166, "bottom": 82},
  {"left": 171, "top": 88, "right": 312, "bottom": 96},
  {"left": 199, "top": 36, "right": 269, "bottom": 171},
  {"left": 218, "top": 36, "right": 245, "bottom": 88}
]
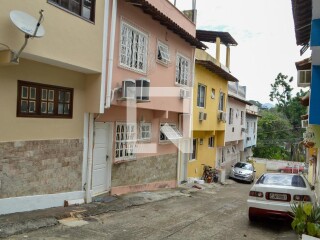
[{"left": 170, "top": 0, "right": 309, "bottom": 104}]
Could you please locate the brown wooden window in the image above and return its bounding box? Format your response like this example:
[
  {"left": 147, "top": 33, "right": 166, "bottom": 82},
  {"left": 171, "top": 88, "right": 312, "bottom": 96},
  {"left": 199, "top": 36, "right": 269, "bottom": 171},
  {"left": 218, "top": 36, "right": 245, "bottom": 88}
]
[
  {"left": 17, "top": 80, "right": 73, "bottom": 118},
  {"left": 48, "top": 0, "right": 95, "bottom": 22}
]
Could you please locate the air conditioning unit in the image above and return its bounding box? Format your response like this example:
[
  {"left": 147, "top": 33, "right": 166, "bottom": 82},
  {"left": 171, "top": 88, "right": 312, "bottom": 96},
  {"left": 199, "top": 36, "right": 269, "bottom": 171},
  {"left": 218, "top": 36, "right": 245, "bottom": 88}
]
[
  {"left": 301, "top": 119, "right": 309, "bottom": 128},
  {"left": 180, "top": 88, "right": 191, "bottom": 99},
  {"left": 297, "top": 70, "right": 311, "bottom": 87},
  {"left": 136, "top": 78, "right": 150, "bottom": 102},
  {"left": 199, "top": 112, "right": 207, "bottom": 121},
  {"left": 218, "top": 111, "right": 226, "bottom": 122},
  {"left": 121, "top": 79, "right": 136, "bottom": 100}
]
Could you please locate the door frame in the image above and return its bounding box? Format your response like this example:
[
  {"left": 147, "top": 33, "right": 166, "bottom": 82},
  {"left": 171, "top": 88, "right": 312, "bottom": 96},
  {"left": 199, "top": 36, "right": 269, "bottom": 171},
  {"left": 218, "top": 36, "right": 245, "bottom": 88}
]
[{"left": 92, "top": 121, "right": 113, "bottom": 196}]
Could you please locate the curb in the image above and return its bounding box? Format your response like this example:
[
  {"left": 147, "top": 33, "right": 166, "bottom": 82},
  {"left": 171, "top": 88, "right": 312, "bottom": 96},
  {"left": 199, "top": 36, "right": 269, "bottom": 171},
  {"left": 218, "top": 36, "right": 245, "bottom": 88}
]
[{"left": 0, "top": 217, "right": 58, "bottom": 238}]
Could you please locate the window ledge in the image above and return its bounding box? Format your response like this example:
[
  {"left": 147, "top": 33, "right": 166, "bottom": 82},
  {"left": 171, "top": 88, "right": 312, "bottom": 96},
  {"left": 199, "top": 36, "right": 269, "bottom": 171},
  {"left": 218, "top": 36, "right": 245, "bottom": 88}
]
[{"left": 114, "top": 158, "right": 137, "bottom": 164}]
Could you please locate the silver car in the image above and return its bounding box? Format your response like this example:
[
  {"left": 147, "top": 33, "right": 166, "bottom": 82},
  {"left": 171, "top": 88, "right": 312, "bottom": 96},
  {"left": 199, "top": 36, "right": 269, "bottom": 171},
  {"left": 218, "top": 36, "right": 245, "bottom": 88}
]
[{"left": 229, "top": 162, "right": 256, "bottom": 183}]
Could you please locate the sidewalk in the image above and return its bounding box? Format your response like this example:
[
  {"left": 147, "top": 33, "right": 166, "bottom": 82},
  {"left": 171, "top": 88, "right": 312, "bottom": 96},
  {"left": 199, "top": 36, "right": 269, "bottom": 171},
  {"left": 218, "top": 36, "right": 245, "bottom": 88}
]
[{"left": 0, "top": 181, "right": 227, "bottom": 238}]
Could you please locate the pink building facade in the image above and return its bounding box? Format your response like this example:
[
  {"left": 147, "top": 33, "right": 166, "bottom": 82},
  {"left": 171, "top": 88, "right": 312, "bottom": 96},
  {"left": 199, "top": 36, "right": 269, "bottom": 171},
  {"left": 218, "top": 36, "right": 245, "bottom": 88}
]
[{"left": 93, "top": 0, "right": 205, "bottom": 196}]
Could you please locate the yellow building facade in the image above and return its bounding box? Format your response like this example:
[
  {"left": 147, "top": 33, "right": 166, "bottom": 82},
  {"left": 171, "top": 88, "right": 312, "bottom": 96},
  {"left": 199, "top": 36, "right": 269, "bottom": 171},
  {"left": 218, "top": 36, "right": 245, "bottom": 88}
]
[{"left": 188, "top": 50, "right": 229, "bottom": 178}]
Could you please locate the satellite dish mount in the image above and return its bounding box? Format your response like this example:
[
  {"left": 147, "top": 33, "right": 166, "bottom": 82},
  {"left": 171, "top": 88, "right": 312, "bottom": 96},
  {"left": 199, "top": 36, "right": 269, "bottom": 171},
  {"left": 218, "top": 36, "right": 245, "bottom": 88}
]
[{"left": 10, "top": 10, "right": 45, "bottom": 63}]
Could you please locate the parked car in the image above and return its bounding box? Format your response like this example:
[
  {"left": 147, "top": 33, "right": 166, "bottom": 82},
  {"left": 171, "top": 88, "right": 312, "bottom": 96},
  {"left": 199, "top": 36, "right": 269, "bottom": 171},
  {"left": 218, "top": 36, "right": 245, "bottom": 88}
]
[
  {"left": 279, "top": 165, "right": 305, "bottom": 173},
  {"left": 247, "top": 173, "right": 316, "bottom": 221},
  {"left": 229, "top": 162, "right": 256, "bottom": 183}
]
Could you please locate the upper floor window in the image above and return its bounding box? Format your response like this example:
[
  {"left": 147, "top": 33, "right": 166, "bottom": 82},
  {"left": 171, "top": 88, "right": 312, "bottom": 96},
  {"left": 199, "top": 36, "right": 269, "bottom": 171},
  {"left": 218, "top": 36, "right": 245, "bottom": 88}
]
[
  {"left": 176, "top": 53, "right": 190, "bottom": 86},
  {"left": 120, "top": 21, "right": 148, "bottom": 74},
  {"left": 197, "top": 84, "right": 206, "bottom": 108},
  {"left": 17, "top": 80, "right": 73, "bottom": 118},
  {"left": 229, "top": 108, "right": 234, "bottom": 124},
  {"left": 157, "top": 41, "right": 170, "bottom": 65},
  {"left": 48, "top": 0, "right": 95, "bottom": 22},
  {"left": 241, "top": 111, "right": 244, "bottom": 125},
  {"left": 218, "top": 92, "right": 225, "bottom": 111}
]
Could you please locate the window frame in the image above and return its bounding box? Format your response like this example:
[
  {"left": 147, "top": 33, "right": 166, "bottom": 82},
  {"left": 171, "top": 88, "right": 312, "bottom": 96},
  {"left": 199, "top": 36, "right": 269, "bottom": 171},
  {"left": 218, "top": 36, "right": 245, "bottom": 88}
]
[
  {"left": 115, "top": 122, "right": 137, "bottom": 161},
  {"left": 157, "top": 40, "right": 170, "bottom": 65},
  {"left": 241, "top": 111, "right": 244, "bottom": 125},
  {"left": 218, "top": 92, "right": 225, "bottom": 111},
  {"left": 17, "top": 80, "right": 73, "bottom": 118},
  {"left": 197, "top": 84, "right": 206, "bottom": 108},
  {"left": 119, "top": 20, "right": 148, "bottom": 74},
  {"left": 191, "top": 138, "right": 197, "bottom": 160},
  {"left": 208, "top": 136, "right": 215, "bottom": 148},
  {"left": 175, "top": 53, "right": 190, "bottom": 86},
  {"left": 229, "top": 108, "right": 234, "bottom": 124},
  {"left": 159, "top": 123, "right": 180, "bottom": 143},
  {"left": 139, "top": 122, "right": 152, "bottom": 142},
  {"left": 48, "top": 0, "right": 96, "bottom": 22}
]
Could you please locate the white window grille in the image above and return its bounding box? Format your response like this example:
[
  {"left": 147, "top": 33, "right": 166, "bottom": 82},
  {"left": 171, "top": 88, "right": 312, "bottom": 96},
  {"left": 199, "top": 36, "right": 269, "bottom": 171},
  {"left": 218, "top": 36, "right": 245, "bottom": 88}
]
[
  {"left": 159, "top": 123, "right": 182, "bottom": 142},
  {"left": 157, "top": 41, "right": 170, "bottom": 64},
  {"left": 176, "top": 53, "right": 190, "bottom": 86},
  {"left": 197, "top": 84, "right": 206, "bottom": 108},
  {"left": 139, "top": 122, "right": 151, "bottom": 141},
  {"left": 120, "top": 21, "right": 148, "bottom": 73},
  {"left": 115, "top": 123, "right": 137, "bottom": 161}
]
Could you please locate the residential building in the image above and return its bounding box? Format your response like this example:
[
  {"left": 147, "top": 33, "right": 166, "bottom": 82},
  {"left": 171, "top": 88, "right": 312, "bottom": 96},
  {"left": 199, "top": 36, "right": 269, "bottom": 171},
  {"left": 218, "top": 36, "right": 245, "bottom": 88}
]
[
  {"left": 95, "top": 0, "right": 205, "bottom": 195},
  {"left": 222, "top": 82, "right": 252, "bottom": 177},
  {"left": 0, "top": 0, "right": 107, "bottom": 214},
  {"left": 242, "top": 104, "right": 259, "bottom": 161},
  {"left": 188, "top": 30, "right": 239, "bottom": 179},
  {"left": 291, "top": 0, "right": 320, "bottom": 197}
]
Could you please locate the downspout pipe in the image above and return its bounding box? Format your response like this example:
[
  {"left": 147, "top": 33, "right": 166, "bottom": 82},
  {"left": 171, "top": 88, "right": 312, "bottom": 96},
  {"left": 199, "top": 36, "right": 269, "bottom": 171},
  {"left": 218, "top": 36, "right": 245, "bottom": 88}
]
[
  {"left": 100, "top": 0, "right": 110, "bottom": 113},
  {"left": 85, "top": 113, "right": 94, "bottom": 203},
  {"left": 105, "top": 0, "right": 117, "bottom": 108}
]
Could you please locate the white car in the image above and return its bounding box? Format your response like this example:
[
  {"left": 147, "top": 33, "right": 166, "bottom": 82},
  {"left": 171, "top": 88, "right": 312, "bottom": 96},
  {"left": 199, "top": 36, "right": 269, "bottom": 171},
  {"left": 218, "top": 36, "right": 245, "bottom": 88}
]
[
  {"left": 247, "top": 173, "right": 316, "bottom": 221},
  {"left": 229, "top": 162, "right": 256, "bottom": 183}
]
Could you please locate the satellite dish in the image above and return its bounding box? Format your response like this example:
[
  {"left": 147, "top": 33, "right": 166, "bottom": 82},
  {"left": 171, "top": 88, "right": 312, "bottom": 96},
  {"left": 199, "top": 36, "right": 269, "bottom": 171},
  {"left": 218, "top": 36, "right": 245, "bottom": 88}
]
[
  {"left": 10, "top": 10, "right": 45, "bottom": 37},
  {"left": 9, "top": 10, "right": 45, "bottom": 63}
]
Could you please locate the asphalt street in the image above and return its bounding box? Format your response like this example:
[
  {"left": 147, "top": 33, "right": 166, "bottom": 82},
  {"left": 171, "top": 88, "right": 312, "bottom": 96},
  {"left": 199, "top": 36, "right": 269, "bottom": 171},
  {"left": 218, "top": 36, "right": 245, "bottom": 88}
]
[{"left": 8, "top": 181, "right": 297, "bottom": 240}]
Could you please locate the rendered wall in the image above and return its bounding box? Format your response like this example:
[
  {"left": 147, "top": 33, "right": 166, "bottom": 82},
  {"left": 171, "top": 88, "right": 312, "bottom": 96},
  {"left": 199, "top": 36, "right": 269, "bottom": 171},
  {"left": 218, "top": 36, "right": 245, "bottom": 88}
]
[
  {"left": 0, "top": 59, "right": 86, "bottom": 142},
  {"left": 0, "top": 0, "right": 104, "bottom": 73}
]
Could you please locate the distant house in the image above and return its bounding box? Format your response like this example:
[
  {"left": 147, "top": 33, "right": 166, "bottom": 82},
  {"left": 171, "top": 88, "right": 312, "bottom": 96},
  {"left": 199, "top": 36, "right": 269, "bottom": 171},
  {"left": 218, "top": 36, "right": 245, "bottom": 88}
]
[
  {"left": 222, "top": 82, "right": 252, "bottom": 177},
  {"left": 242, "top": 104, "right": 260, "bottom": 161},
  {"left": 188, "top": 30, "right": 238, "bottom": 180}
]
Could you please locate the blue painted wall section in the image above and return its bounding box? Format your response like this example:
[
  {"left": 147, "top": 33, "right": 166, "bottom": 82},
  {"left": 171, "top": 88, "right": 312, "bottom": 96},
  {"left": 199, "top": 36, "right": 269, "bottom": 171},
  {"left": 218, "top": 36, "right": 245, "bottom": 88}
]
[
  {"left": 310, "top": 65, "right": 320, "bottom": 125},
  {"left": 311, "top": 19, "right": 320, "bottom": 47}
]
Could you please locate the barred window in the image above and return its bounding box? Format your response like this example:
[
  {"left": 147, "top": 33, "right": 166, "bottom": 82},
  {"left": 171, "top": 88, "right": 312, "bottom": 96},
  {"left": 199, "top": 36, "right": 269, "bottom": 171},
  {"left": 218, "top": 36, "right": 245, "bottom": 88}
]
[
  {"left": 120, "top": 21, "right": 148, "bottom": 73},
  {"left": 176, "top": 53, "right": 190, "bottom": 86},
  {"left": 115, "top": 123, "right": 137, "bottom": 161}
]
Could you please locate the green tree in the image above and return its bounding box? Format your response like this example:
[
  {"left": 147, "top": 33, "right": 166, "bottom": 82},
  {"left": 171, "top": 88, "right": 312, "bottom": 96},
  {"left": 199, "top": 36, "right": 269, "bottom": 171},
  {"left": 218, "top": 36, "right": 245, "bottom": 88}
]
[
  {"left": 269, "top": 73, "right": 293, "bottom": 109},
  {"left": 253, "top": 110, "right": 293, "bottom": 160}
]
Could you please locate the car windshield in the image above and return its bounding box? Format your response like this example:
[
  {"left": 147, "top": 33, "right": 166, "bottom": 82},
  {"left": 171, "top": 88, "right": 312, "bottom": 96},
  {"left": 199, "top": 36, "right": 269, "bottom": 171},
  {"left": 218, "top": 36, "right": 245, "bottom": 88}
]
[
  {"left": 256, "top": 174, "right": 306, "bottom": 188},
  {"left": 234, "top": 162, "right": 252, "bottom": 171}
]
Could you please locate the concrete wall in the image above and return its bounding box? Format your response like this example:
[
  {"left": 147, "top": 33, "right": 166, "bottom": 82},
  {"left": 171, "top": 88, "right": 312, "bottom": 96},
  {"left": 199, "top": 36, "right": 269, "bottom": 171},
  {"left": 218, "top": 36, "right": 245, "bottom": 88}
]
[
  {"left": 0, "top": 139, "right": 83, "bottom": 199},
  {"left": 253, "top": 158, "right": 305, "bottom": 171}
]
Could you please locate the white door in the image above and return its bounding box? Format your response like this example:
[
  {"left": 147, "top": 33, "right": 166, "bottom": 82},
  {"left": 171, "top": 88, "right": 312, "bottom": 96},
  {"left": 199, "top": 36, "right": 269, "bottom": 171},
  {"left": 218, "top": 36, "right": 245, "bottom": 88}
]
[{"left": 92, "top": 122, "right": 113, "bottom": 195}]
